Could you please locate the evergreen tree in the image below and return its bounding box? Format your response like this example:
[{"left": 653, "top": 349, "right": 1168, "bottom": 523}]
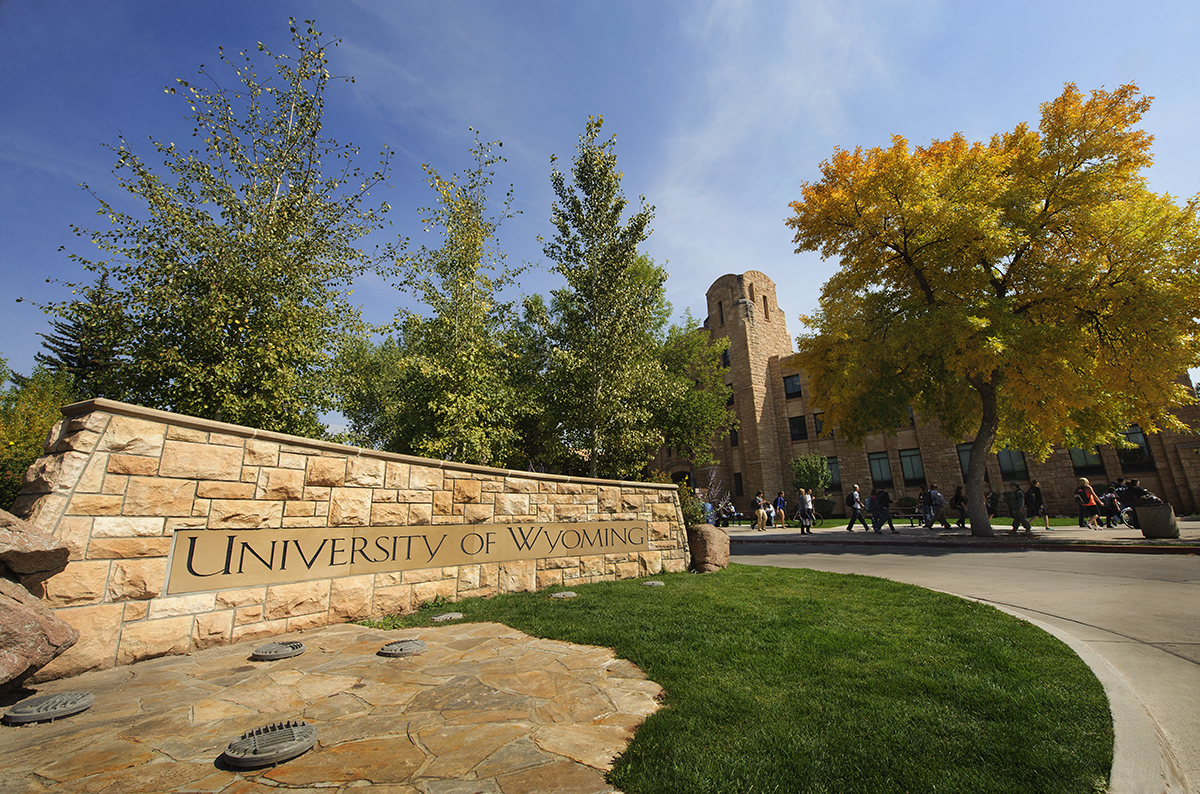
[{"left": 33, "top": 275, "right": 126, "bottom": 400}]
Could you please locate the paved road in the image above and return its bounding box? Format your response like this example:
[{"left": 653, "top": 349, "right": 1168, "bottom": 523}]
[{"left": 732, "top": 544, "right": 1200, "bottom": 793}]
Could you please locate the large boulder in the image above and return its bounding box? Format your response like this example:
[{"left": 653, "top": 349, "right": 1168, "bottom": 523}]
[
  {"left": 686, "top": 524, "right": 730, "bottom": 573},
  {"left": 0, "top": 577, "right": 79, "bottom": 693},
  {"left": 0, "top": 507, "right": 77, "bottom": 692},
  {"left": 0, "top": 508, "right": 71, "bottom": 586}
]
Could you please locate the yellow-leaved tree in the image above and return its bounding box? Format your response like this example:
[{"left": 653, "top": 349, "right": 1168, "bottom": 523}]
[{"left": 787, "top": 83, "right": 1200, "bottom": 536}]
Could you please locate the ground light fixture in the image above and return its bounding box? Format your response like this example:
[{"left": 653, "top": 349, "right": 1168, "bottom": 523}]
[
  {"left": 2, "top": 691, "right": 95, "bottom": 725},
  {"left": 250, "top": 641, "right": 306, "bottom": 661},
  {"left": 378, "top": 639, "right": 429, "bottom": 657},
  {"left": 220, "top": 720, "right": 317, "bottom": 768}
]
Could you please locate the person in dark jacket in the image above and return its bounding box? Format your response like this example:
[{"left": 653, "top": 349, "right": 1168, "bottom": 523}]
[
  {"left": 951, "top": 485, "right": 967, "bottom": 528},
  {"left": 872, "top": 487, "right": 897, "bottom": 534},
  {"left": 1006, "top": 482, "right": 1032, "bottom": 533},
  {"left": 1026, "top": 479, "right": 1048, "bottom": 530}
]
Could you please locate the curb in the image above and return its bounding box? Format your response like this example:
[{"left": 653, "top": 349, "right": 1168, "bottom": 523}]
[{"left": 972, "top": 603, "right": 1191, "bottom": 794}]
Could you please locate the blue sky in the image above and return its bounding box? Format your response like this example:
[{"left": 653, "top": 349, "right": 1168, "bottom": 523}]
[{"left": 3, "top": 0, "right": 1199, "bottom": 382}]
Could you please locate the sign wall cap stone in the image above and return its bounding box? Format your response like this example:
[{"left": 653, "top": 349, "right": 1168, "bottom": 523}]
[{"left": 58, "top": 398, "right": 679, "bottom": 490}]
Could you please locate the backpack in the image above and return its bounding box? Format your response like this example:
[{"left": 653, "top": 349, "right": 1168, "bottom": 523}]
[
  {"left": 865, "top": 495, "right": 876, "bottom": 511},
  {"left": 846, "top": 493, "right": 856, "bottom": 507}
]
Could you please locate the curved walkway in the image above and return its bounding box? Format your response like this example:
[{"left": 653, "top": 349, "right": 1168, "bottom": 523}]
[{"left": 732, "top": 531, "right": 1200, "bottom": 794}]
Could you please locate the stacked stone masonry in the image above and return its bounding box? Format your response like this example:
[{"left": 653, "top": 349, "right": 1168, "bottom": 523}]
[{"left": 11, "top": 399, "right": 688, "bottom": 682}]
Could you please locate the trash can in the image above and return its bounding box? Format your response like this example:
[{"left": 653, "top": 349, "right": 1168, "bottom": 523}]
[{"left": 1137, "top": 504, "right": 1179, "bottom": 539}]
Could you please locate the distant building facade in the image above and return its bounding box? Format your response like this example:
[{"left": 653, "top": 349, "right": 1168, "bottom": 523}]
[{"left": 654, "top": 271, "right": 1200, "bottom": 517}]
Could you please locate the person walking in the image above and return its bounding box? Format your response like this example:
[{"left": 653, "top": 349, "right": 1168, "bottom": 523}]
[
  {"left": 873, "top": 487, "right": 897, "bottom": 534},
  {"left": 916, "top": 486, "right": 933, "bottom": 527},
  {"left": 1074, "top": 478, "right": 1103, "bottom": 530},
  {"left": 800, "top": 489, "right": 814, "bottom": 534},
  {"left": 924, "top": 484, "right": 952, "bottom": 529},
  {"left": 951, "top": 485, "right": 967, "bottom": 528},
  {"left": 1026, "top": 479, "right": 1049, "bottom": 530},
  {"left": 754, "top": 491, "right": 768, "bottom": 532},
  {"left": 1006, "top": 482, "right": 1033, "bottom": 534},
  {"left": 845, "top": 484, "right": 871, "bottom": 532},
  {"left": 774, "top": 491, "right": 787, "bottom": 529}
]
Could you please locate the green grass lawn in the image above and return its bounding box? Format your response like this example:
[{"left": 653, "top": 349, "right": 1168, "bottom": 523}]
[{"left": 366, "top": 564, "right": 1111, "bottom": 793}]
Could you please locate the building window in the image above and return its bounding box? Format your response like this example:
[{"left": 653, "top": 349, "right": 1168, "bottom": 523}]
[
  {"left": 997, "top": 449, "right": 1028, "bottom": 479},
  {"left": 783, "top": 375, "right": 802, "bottom": 399},
  {"left": 748, "top": 283, "right": 755, "bottom": 303},
  {"left": 899, "top": 448, "right": 925, "bottom": 485},
  {"left": 718, "top": 301, "right": 724, "bottom": 326},
  {"left": 957, "top": 443, "right": 972, "bottom": 478},
  {"left": 1070, "top": 447, "right": 1105, "bottom": 474},
  {"left": 868, "top": 451, "right": 893, "bottom": 486},
  {"left": 827, "top": 456, "right": 841, "bottom": 489},
  {"left": 789, "top": 416, "right": 808, "bottom": 441},
  {"left": 733, "top": 472, "right": 744, "bottom": 497},
  {"left": 813, "top": 413, "right": 831, "bottom": 438},
  {"left": 721, "top": 349, "right": 730, "bottom": 368},
  {"left": 763, "top": 295, "right": 770, "bottom": 320},
  {"left": 730, "top": 428, "right": 739, "bottom": 447},
  {"left": 726, "top": 392, "right": 735, "bottom": 407},
  {"left": 1119, "top": 425, "right": 1155, "bottom": 471}
]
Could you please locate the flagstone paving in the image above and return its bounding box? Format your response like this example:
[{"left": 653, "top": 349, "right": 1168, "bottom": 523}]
[{"left": 0, "top": 622, "right": 663, "bottom": 793}]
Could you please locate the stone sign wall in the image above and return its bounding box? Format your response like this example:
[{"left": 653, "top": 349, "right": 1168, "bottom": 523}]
[{"left": 11, "top": 399, "right": 688, "bottom": 681}]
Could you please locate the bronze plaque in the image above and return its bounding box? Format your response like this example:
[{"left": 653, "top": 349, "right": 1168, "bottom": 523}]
[{"left": 165, "top": 522, "right": 650, "bottom": 594}]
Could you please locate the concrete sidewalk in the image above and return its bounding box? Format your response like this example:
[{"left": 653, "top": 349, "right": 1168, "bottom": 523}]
[
  {"left": 0, "top": 621, "right": 662, "bottom": 794},
  {"left": 727, "top": 515, "right": 1200, "bottom": 553}
]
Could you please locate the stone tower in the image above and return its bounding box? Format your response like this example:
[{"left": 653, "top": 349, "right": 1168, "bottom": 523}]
[{"left": 702, "top": 272, "right": 794, "bottom": 510}]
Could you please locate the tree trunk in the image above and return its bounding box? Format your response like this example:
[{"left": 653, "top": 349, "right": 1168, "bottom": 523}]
[{"left": 965, "top": 373, "right": 1000, "bottom": 538}]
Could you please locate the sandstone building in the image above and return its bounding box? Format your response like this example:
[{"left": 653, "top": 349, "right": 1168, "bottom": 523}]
[{"left": 655, "top": 271, "right": 1200, "bottom": 518}]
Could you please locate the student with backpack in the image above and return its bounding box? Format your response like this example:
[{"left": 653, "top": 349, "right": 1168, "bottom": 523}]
[
  {"left": 845, "top": 485, "right": 871, "bottom": 532},
  {"left": 924, "top": 484, "right": 952, "bottom": 529}
]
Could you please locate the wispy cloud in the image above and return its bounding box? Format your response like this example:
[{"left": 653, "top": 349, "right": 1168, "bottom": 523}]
[{"left": 647, "top": 1, "right": 938, "bottom": 325}]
